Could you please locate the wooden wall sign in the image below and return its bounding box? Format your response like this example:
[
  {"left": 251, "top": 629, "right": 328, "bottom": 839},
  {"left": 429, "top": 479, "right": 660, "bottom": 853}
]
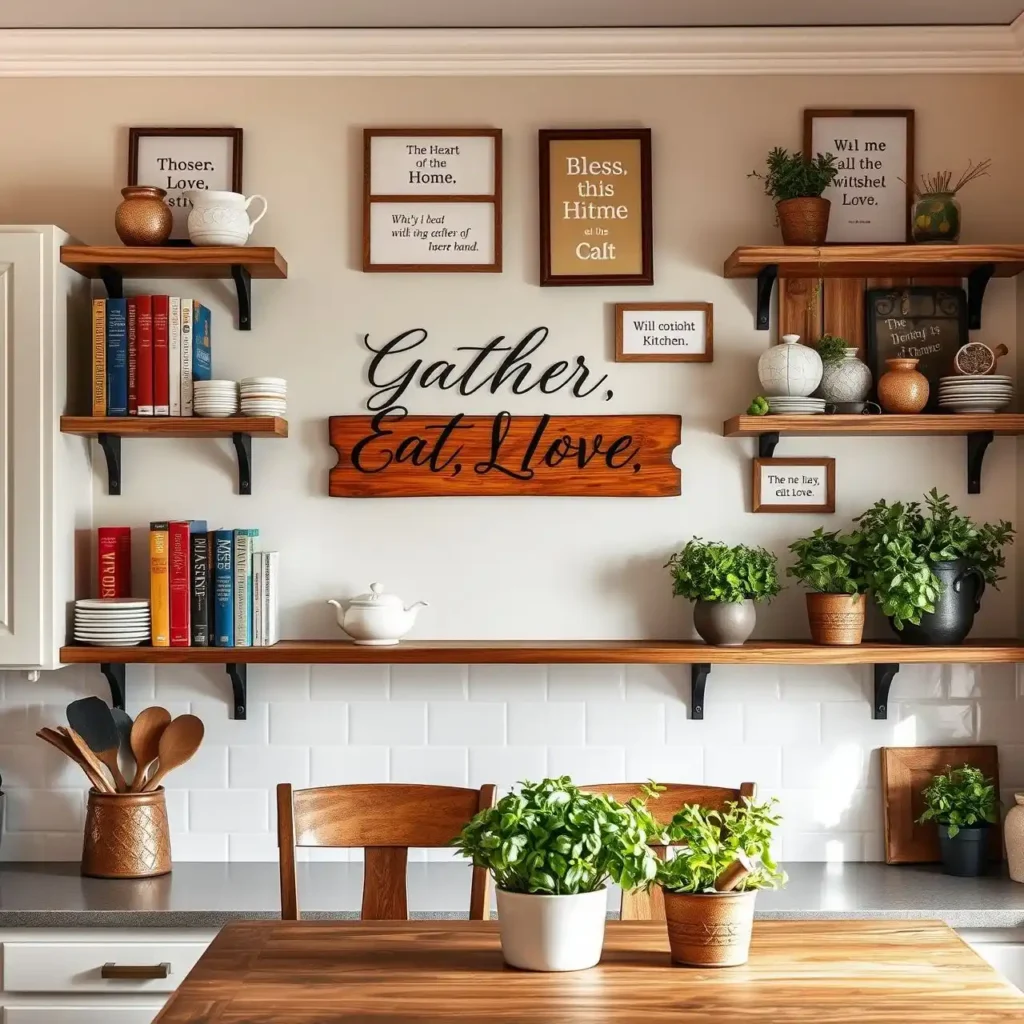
[
  {"left": 363, "top": 128, "right": 502, "bottom": 272},
  {"left": 614, "top": 303, "right": 712, "bottom": 362},
  {"left": 329, "top": 413, "right": 680, "bottom": 497},
  {"left": 752, "top": 458, "right": 835, "bottom": 513},
  {"left": 539, "top": 128, "right": 653, "bottom": 287}
]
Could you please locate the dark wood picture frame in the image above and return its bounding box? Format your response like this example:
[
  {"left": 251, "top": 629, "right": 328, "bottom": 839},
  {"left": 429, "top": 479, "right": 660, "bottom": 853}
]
[
  {"left": 803, "top": 108, "right": 915, "bottom": 244},
  {"left": 128, "top": 126, "right": 243, "bottom": 191},
  {"left": 614, "top": 302, "right": 712, "bottom": 363},
  {"left": 752, "top": 457, "right": 836, "bottom": 514},
  {"left": 362, "top": 128, "right": 502, "bottom": 273},
  {"left": 539, "top": 128, "right": 653, "bottom": 287}
]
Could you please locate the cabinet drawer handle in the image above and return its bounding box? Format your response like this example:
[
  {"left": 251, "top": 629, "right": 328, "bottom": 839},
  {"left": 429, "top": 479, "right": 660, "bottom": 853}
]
[{"left": 101, "top": 962, "right": 171, "bottom": 980}]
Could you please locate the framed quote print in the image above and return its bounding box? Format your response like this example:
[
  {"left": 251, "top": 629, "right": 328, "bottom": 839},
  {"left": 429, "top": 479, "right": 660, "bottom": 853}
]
[
  {"left": 804, "top": 109, "right": 914, "bottom": 243},
  {"left": 614, "top": 303, "right": 712, "bottom": 362},
  {"left": 752, "top": 458, "right": 835, "bottom": 514},
  {"left": 539, "top": 128, "right": 653, "bottom": 286},
  {"left": 363, "top": 128, "right": 502, "bottom": 272}
]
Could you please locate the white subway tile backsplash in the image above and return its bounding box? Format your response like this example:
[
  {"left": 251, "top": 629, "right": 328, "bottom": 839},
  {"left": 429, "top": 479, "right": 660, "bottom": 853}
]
[
  {"left": 468, "top": 664, "right": 546, "bottom": 701},
  {"left": 271, "top": 701, "right": 347, "bottom": 745},
  {"left": 507, "top": 702, "right": 584, "bottom": 746},
  {"left": 783, "top": 831, "right": 864, "bottom": 862},
  {"left": 428, "top": 702, "right": 505, "bottom": 746},
  {"left": 779, "top": 666, "right": 866, "bottom": 702},
  {"left": 548, "top": 746, "right": 626, "bottom": 785},
  {"left": 949, "top": 663, "right": 1016, "bottom": 701},
  {"left": 164, "top": 788, "right": 189, "bottom": 835},
  {"left": 624, "top": 665, "right": 686, "bottom": 702},
  {"left": 230, "top": 745, "right": 309, "bottom": 789},
  {"left": 977, "top": 701, "right": 1024, "bottom": 745},
  {"left": 349, "top": 701, "right": 427, "bottom": 745},
  {"left": 391, "top": 664, "right": 468, "bottom": 700},
  {"left": 6, "top": 664, "right": 106, "bottom": 704},
  {"left": 228, "top": 833, "right": 281, "bottom": 862},
  {"left": 743, "top": 702, "right": 820, "bottom": 746},
  {"left": 172, "top": 834, "right": 230, "bottom": 860},
  {"left": 2, "top": 744, "right": 57, "bottom": 789},
  {"left": 624, "top": 745, "right": 703, "bottom": 786},
  {"left": 705, "top": 745, "right": 782, "bottom": 789},
  {"left": 468, "top": 746, "right": 547, "bottom": 790},
  {"left": 547, "top": 664, "right": 624, "bottom": 701},
  {"left": 586, "top": 702, "right": 664, "bottom": 746},
  {"left": 665, "top": 701, "right": 744, "bottom": 746},
  {"left": 6, "top": 790, "right": 84, "bottom": 832},
  {"left": 996, "top": 745, "right": 1024, "bottom": 787},
  {"left": 896, "top": 703, "right": 975, "bottom": 745},
  {"left": 194, "top": 700, "right": 269, "bottom": 746},
  {"left": 821, "top": 702, "right": 901, "bottom": 747},
  {"left": 886, "top": 664, "right": 944, "bottom": 701},
  {"left": 783, "top": 744, "right": 873, "bottom": 792},
  {"left": 190, "top": 789, "right": 268, "bottom": 833},
  {"left": 155, "top": 663, "right": 229, "bottom": 703},
  {"left": 311, "top": 746, "right": 389, "bottom": 786},
  {"left": 246, "top": 664, "right": 312, "bottom": 702},
  {"left": 160, "top": 744, "right": 229, "bottom": 790},
  {"left": 311, "top": 664, "right": 390, "bottom": 700},
  {"left": 390, "top": 747, "right": 468, "bottom": 787},
  {"left": 711, "top": 665, "right": 781, "bottom": 702}
]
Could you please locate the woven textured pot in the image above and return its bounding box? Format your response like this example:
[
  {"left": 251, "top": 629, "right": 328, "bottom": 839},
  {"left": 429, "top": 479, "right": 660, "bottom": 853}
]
[
  {"left": 806, "top": 593, "right": 866, "bottom": 646},
  {"left": 114, "top": 186, "right": 172, "bottom": 246},
  {"left": 664, "top": 889, "right": 757, "bottom": 967},
  {"left": 877, "top": 358, "right": 929, "bottom": 413},
  {"left": 1005, "top": 795, "right": 1024, "bottom": 882},
  {"left": 82, "top": 788, "right": 171, "bottom": 879},
  {"left": 776, "top": 197, "right": 830, "bottom": 245}
]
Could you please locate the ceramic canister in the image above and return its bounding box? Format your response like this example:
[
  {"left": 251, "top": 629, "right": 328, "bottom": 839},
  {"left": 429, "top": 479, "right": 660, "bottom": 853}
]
[
  {"left": 757, "top": 335, "right": 823, "bottom": 398},
  {"left": 819, "top": 348, "right": 872, "bottom": 405}
]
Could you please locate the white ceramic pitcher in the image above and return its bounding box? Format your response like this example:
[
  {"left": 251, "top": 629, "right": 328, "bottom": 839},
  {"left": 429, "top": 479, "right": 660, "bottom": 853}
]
[{"left": 186, "top": 190, "right": 268, "bottom": 246}]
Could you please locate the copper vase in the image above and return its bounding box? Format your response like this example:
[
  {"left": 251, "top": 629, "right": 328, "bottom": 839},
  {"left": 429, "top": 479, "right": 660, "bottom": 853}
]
[
  {"left": 82, "top": 788, "right": 171, "bottom": 878},
  {"left": 115, "top": 186, "right": 173, "bottom": 246},
  {"left": 806, "top": 592, "right": 866, "bottom": 646},
  {"left": 877, "top": 358, "right": 929, "bottom": 414},
  {"left": 776, "top": 197, "right": 830, "bottom": 245},
  {"left": 664, "top": 889, "right": 757, "bottom": 967}
]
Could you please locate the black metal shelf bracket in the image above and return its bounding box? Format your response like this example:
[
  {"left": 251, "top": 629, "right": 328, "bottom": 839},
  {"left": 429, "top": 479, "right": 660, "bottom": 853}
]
[
  {"left": 873, "top": 663, "right": 899, "bottom": 720},
  {"left": 966, "top": 431, "right": 994, "bottom": 495},
  {"left": 231, "top": 265, "right": 252, "bottom": 331},
  {"left": 100, "top": 663, "right": 126, "bottom": 711},
  {"left": 690, "top": 663, "right": 711, "bottom": 720},
  {"left": 758, "top": 432, "right": 780, "bottom": 459},
  {"left": 755, "top": 264, "right": 778, "bottom": 330},
  {"left": 232, "top": 432, "right": 253, "bottom": 495},
  {"left": 97, "top": 433, "right": 122, "bottom": 496},
  {"left": 966, "top": 263, "right": 996, "bottom": 331},
  {"left": 98, "top": 266, "right": 124, "bottom": 300},
  {"left": 226, "top": 664, "right": 247, "bottom": 720}
]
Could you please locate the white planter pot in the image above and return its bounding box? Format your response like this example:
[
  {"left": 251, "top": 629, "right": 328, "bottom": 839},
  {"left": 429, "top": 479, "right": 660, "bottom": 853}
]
[{"left": 495, "top": 888, "right": 607, "bottom": 972}]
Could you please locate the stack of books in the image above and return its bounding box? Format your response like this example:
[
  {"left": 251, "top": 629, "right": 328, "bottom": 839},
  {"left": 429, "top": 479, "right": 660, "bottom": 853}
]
[{"left": 92, "top": 297, "right": 212, "bottom": 417}]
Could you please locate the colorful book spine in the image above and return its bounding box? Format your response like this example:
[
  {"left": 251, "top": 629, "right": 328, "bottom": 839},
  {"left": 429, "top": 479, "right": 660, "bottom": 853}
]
[
  {"left": 213, "top": 529, "right": 234, "bottom": 647},
  {"left": 168, "top": 298, "right": 181, "bottom": 416},
  {"left": 233, "top": 529, "right": 258, "bottom": 648},
  {"left": 136, "top": 295, "right": 154, "bottom": 416},
  {"left": 126, "top": 298, "right": 138, "bottom": 416},
  {"left": 105, "top": 298, "right": 129, "bottom": 416},
  {"left": 168, "top": 521, "right": 191, "bottom": 647},
  {"left": 190, "top": 521, "right": 210, "bottom": 647},
  {"left": 91, "top": 298, "right": 106, "bottom": 417},
  {"left": 193, "top": 303, "right": 212, "bottom": 386},
  {"left": 153, "top": 295, "right": 170, "bottom": 415},
  {"left": 149, "top": 522, "right": 170, "bottom": 647},
  {"left": 180, "top": 299, "right": 194, "bottom": 416},
  {"left": 97, "top": 526, "right": 131, "bottom": 599},
  {"left": 252, "top": 551, "right": 264, "bottom": 647},
  {"left": 264, "top": 551, "right": 279, "bottom": 646}
]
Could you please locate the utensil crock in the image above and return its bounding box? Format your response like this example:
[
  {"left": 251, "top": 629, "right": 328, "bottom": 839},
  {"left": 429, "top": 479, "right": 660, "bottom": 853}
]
[
  {"left": 82, "top": 787, "right": 171, "bottom": 879},
  {"left": 664, "top": 889, "right": 757, "bottom": 967}
]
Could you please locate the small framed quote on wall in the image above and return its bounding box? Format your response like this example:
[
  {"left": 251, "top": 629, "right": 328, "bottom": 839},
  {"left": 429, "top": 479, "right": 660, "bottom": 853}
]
[
  {"left": 363, "top": 128, "right": 502, "bottom": 272},
  {"left": 752, "top": 458, "right": 835, "bottom": 514},
  {"left": 539, "top": 128, "right": 653, "bottom": 286},
  {"left": 614, "top": 303, "right": 712, "bottom": 362}
]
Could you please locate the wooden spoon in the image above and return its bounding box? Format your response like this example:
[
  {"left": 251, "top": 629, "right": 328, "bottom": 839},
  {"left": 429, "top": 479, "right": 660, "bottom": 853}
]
[
  {"left": 143, "top": 714, "right": 205, "bottom": 792},
  {"left": 129, "top": 706, "right": 171, "bottom": 792},
  {"left": 35, "top": 728, "right": 109, "bottom": 792},
  {"left": 66, "top": 696, "right": 127, "bottom": 792},
  {"left": 60, "top": 726, "right": 117, "bottom": 794}
]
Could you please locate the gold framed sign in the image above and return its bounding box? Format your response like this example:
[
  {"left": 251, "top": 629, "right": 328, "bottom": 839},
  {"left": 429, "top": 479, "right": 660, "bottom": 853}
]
[{"left": 539, "top": 128, "right": 653, "bottom": 287}]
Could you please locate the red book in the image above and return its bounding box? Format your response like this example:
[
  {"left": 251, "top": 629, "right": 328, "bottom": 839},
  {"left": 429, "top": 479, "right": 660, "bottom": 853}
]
[
  {"left": 168, "top": 520, "right": 191, "bottom": 646},
  {"left": 153, "top": 295, "right": 170, "bottom": 416},
  {"left": 126, "top": 297, "right": 138, "bottom": 415},
  {"left": 136, "top": 295, "right": 154, "bottom": 416},
  {"left": 97, "top": 527, "right": 131, "bottom": 599}
]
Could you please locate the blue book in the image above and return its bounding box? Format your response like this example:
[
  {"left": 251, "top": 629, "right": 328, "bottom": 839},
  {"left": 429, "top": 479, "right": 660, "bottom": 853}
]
[
  {"left": 233, "top": 528, "right": 259, "bottom": 647},
  {"left": 105, "top": 297, "right": 128, "bottom": 415},
  {"left": 193, "top": 303, "right": 212, "bottom": 384},
  {"left": 213, "top": 529, "right": 235, "bottom": 647}
]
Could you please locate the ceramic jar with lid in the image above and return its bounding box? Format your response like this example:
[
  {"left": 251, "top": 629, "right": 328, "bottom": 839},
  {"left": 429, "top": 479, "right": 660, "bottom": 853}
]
[
  {"left": 757, "top": 335, "right": 823, "bottom": 398},
  {"left": 877, "top": 358, "right": 929, "bottom": 414},
  {"left": 819, "top": 348, "right": 873, "bottom": 408},
  {"left": 326, "top": 583, "right": 427, "bottom": 646},
  {"left": 114, "top": 186, "right": 173, "bottom": 246}
]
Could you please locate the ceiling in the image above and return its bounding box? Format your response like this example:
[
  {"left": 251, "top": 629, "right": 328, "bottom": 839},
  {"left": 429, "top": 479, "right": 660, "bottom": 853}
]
[{"left": 2, "top": 0, "right": 1023, "bottom": 29}]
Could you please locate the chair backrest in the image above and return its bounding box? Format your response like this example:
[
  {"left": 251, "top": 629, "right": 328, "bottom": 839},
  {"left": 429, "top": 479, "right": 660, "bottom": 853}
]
[
  {"left": 580, "top": 781, "right": 756, "bottom": 921},
  {"left": 276, "top": 782, "right": 496, "bottom": 921}
]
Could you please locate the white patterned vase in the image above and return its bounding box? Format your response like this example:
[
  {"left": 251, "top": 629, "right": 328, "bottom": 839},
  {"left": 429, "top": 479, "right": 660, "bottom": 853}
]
[
  {"left": 757, "top": 334, "right": 823, "bottom": 398},
  {"left": 819, "top": 348, "right": 873, "bottom": 405}
]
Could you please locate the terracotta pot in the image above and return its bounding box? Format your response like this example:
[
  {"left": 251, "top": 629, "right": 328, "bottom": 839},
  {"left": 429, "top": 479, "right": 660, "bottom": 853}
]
[
  {"left": 1005, "top": 794, "right": 1024, "bottom": 882},
  {"left": 114, "top": 186, "right": 173, "bottom": 246},
  {"left": 81, "top": 787, "right": 171, "bottom": 878},
  {"left": 877, "top": 358, "right": 929, "bottom": 414},
  {"left": 806, "top": 592, "right": 866, "bottom": 646},
  {"left": 664, "top": 889, "right": 757, "bottom": 967},
  {"left": 776, "top": 197, "right": 830, "bottom": 246}
]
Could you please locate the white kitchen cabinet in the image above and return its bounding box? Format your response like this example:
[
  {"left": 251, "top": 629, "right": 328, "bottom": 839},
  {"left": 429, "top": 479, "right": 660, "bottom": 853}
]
[
  {"left": 960, "top": 929, "right": 1024, "bottom": 993},
  {"left": 5, "top": 1008, "right": 163, "bottom": 1023}
]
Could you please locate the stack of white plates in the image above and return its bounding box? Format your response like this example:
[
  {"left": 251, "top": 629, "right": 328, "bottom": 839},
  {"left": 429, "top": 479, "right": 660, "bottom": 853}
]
[
  {"left": 73, "top": 598, "right": 151, "bottom": 646},
  {"left": 194, "top": 380, "right": 240, "bottom": 417},
  {"left": 240, "top": 377, "right": 287, "bottom": 417},
  {"left": 938, "top": 375, "right": 1014, "bottom": 414},
  {"left": 766, "top": 396, "right": 826, "bottom": 415}
]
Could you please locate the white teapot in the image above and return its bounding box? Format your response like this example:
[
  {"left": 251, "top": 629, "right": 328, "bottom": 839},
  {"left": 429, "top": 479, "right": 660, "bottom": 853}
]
[
  {"left": 186, "top": 189, "right": 268, "bottom": 246},
  {"left": 327, "top": 583, "right": 427, "bottom": 646}
]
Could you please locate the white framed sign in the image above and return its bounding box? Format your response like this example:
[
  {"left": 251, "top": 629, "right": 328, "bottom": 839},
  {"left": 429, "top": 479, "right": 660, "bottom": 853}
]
[
  {"left": 753, "top": 458, "right": 836, "bottom": 514},
  {"left": 614, "top": 303, "right": 712, "bottom": 362}
]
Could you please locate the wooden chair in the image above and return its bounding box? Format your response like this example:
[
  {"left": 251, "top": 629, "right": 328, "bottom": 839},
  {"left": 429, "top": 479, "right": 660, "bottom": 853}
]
[
  {"left": 581, "top": 782, "right": 756, "bottom": 921},
  {"left": 277, "top": 782, "right": 496, "bottom": 921}
]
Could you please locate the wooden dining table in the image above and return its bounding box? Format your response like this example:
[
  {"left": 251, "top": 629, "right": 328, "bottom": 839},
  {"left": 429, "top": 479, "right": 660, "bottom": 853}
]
[{"left": 154, "top": 918, "right": 1024, "bottom": 1022}]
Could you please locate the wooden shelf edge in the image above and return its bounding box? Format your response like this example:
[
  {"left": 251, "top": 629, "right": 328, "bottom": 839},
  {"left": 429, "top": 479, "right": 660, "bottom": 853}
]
[
  {"left": 60, "top": 245, "right": 288, "bottom": 280},
  {"left": 723, "top": 414, "right": 1024, "bottom": 438},
  {"left": 60, "top": 416, "right": 288, "bottom": 439}
]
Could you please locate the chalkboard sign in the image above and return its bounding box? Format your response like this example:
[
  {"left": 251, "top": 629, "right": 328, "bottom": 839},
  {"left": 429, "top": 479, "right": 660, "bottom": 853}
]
[{"left": 865, "top": 287, "right": 968, "bottom": 411}]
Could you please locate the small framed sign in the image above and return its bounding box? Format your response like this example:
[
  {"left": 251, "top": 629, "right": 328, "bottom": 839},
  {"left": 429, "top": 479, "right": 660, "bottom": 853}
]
[
  {"left": 363, "top": 128, "right": 502, "bottom": 272},
  {"left": 614, "top": 303, "right": 712, "bottom": 362},
  {"left": 128, "top": 127, "right": 243, "bottom": 241},
  {"left": 539, "top": 128, "right": 653, "bottom": 287},
  {"left": 753, "top": 458, "right": 835, "bottom": 514},
  {"left": 803, "top": 109, "right": 914, "bottom": 243}
]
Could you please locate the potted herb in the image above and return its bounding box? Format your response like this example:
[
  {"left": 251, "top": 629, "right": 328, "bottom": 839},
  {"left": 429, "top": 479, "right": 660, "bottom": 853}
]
[
  {"left": 453, "top": 777, "right": 661, "bottom": 972},
  {"left": 787, "top": 529, "right": 867, "bottom": 646},
  {"left": 853, "top": 489, "right": 1014, "bottom": 644},
  {"left": 665, "top": 539, "right": 780, "bottom": 647},
  {"left": 918, "top": 765, "right": 998, "bottom": 877},
  {"left": 749, "top": 147, "right": 839, "bottom": 245},
  {"left": 814, "top": 334, "right": 873, "bottom": 410},
  {"left": 650, "top": 797, "right": 785, "bottom": 967},
  {"left": 910, "top": 159, "right": 991, "bottom": 244}
]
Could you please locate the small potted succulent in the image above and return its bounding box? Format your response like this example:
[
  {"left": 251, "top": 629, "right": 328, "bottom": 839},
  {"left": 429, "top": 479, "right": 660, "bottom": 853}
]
[
  {"left": 665, "top": 539, "right": 780, "bottom": 647},
  {"left": 454, "top": 777, "right": 661, "bottom": 972},
  {"left": 918, "top": 765, "right": 999, "bottom": 877},
  {"left": 787, "top": 528, "right": 867, "bottom": 646},
  {"left": 749, "top": 147, "right": 839, "bottom": 245},
  {"left": 649, "top": 797, "right": 785, "bottom": 967}
]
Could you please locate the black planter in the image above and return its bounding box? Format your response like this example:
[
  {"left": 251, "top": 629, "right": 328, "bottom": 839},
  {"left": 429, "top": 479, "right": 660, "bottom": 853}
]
[
  {"left": 938, "top": 824, "right": 990, "bottom": 877},
  {"left": 890, "top": 558, "right": 985, "bottom": 646}
]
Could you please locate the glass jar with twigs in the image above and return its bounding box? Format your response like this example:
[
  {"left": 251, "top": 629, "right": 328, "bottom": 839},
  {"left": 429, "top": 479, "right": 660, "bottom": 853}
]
[{"left": 909, "top": 159, "right": 991, "bottom": 244}]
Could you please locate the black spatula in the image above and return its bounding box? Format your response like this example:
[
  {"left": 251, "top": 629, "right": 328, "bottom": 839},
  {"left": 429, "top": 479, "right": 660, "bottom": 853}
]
[{"left": 67, "top": 696, "right": 127, "bottom": 792}]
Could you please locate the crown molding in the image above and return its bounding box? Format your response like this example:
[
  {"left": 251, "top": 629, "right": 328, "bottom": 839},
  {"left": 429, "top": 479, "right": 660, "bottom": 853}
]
[{"left": 0, "top": 23, "right": 1022, "bottom": 76}]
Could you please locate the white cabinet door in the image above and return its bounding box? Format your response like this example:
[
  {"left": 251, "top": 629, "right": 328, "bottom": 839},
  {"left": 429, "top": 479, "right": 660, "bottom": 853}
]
[
  {"left": 965, "top": 941, "right": 1024, "bottom": 993},
  {"left": 5, "top": 1009, "right": 163, "bottom": 1024}
]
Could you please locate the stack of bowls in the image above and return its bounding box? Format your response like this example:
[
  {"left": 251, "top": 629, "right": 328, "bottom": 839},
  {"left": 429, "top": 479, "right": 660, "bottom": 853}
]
[
  {"left": 240, "top": 377, "right": 287, "bottom": 417},
  {"left": 938, "top": 375, "right": 1014, "bottom": 414},
  {"left": 194, "top": 380, "right": 240, "bottom": 417},
  {"left": 766, "top": 396, "right": 827, "bottom": 415},
  {"left": 73, "top": 599, "right": 151, "bottom": 646}
]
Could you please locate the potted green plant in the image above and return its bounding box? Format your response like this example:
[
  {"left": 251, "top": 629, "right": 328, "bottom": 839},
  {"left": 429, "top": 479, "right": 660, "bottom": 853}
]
[
  {"left": 918, "top": 765, "right": 999, "bottom": 877},
  {"left": 853, "top": 489, "right": 1014, "bottom": 644},
  {"left": 665, "top": 539, "right": 780, "bottom": 647},
  {"left": 749, "top": 147, "right": 839, "bottom": 245},
  {"left": 787, "top": 528, "right": 867, "bottom": 646},
  {"left": 650, "top": 797, "right": 785, "bottom": 967},
  {"left": 453, "top": 777, "right": 661, "bottom": 972}
]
